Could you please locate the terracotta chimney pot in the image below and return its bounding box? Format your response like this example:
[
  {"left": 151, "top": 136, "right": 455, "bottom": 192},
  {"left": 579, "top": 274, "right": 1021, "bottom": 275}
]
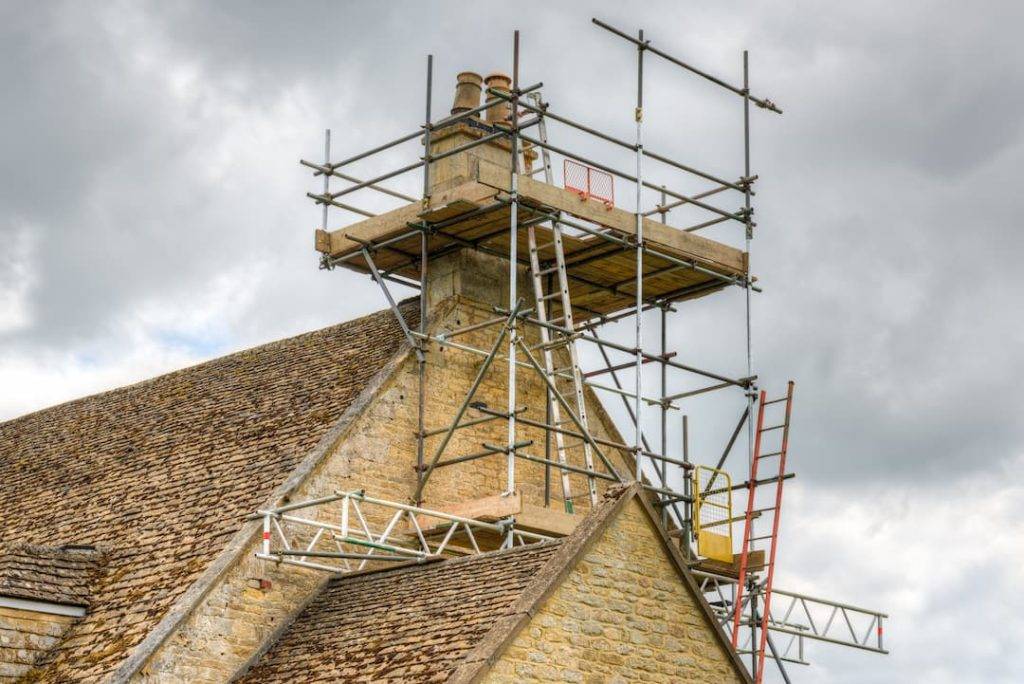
[
  {"left": 451, "top": 71, "right": 483, "bottom": 115},
  {"left": 484, "top": 72, "right": 512, "bottom": 125}
]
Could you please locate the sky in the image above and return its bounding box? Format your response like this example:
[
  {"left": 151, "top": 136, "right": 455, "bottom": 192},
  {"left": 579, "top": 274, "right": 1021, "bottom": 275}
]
[{"left": 2, "top": 1, "right": 1023, "bottom": 681}]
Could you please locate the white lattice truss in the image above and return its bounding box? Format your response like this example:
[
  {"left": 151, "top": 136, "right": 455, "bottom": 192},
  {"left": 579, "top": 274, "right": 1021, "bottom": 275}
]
[
  {"left": 256, "top": 490, "right": 553, "bottom": 575},
  {"left": 693, "top": 570, "right": 888, "bottom": 667}
]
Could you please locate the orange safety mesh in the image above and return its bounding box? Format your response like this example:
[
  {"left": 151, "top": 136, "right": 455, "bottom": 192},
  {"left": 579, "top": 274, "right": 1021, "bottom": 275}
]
[{"left": 563, "top": 159, "right": 614, "bottom": 208}]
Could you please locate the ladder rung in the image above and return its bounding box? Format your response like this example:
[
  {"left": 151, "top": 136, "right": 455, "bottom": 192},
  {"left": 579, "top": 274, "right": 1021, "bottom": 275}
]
[
  {"left": 748, "top": 534, "right": 774, "bottom": 542},
  {"left": 761, "top": 424, "right": 786, "bottom": 432},
  {"left": 750, "top": 506, "right": 777, "bottom": 515},
  {"left": 758, "top": 451, "right": 783, "bottom": 458},
  {"left": 536, "top": 266, "right": 560, "bottom": 276},
  {"left": 540, "top": 292, "right": 562, "bottom": 301},
  {"left": 763, "top": 397, "right": 789, "bottom": 405}
]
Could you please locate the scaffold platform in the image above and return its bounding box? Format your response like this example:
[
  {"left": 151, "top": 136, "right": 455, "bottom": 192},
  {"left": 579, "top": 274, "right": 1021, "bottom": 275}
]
[{"left": 316, "top": 165, "right": 748, "bottom": 317}]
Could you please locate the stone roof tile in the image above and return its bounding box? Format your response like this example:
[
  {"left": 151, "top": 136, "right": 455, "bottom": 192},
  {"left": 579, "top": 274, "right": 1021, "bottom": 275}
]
[
  {"left": 0, "top": 544, "right": 105, "bottom": 607},
  {"left": 238, "top": 542, "right": 562, "bottom": 683}
]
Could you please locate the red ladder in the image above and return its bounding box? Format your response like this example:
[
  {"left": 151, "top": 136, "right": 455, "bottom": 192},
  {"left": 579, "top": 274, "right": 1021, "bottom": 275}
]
[{"left": 730, "top": 381, "right": 795, "bottom": 682}]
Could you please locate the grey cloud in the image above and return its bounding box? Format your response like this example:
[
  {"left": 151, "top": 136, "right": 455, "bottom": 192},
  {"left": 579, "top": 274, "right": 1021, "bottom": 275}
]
[{"left": 2, "top": 2, "right": 1022, "bottom": 680}]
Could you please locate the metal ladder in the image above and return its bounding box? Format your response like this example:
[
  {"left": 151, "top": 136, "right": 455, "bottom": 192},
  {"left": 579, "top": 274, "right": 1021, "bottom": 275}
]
[
  {"left": 523, "top": 91, "right": 598, "bottom": 511},
  {"left": 731, "top": 381, "right": 795, "bottom": 682}
]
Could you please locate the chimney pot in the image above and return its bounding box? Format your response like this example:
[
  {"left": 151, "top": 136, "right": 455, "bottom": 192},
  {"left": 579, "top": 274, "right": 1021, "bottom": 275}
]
[
  {"left": 484, "top": 72, "right": 512, "bottom": 125},
  {"left": 451, "top": 71, "right": 483, "bottom": 115}
]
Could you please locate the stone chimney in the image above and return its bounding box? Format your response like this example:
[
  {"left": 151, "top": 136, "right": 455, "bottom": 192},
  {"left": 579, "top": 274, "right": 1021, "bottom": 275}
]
[
  {"left": 427, "top": 69, "right": 535, "bottom": 195},
  {"left": 425, "top": 249, "right": 530, "bottom": 316}
]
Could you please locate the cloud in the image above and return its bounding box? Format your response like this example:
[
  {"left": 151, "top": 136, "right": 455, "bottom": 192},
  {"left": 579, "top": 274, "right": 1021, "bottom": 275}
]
[
  {"left": 0, "top": 222, "right": 36, "bottom": 334},
  {"left": 1, "top": 2, "right": 1021, "bottom": 680},
  {"left": 778, "top": 455, "right": 1024, "bottom": 683}
]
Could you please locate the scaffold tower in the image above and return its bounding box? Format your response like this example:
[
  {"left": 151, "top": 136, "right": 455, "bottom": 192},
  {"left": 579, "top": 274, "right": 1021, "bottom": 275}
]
[{"left": 274, "top": 16, "right": 890, "bottom": 682}]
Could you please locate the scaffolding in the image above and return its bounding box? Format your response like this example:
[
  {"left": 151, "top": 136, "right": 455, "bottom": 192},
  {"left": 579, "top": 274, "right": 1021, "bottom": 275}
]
[{"left": 281, "top": 16, "right": 888, "bottom": 682}]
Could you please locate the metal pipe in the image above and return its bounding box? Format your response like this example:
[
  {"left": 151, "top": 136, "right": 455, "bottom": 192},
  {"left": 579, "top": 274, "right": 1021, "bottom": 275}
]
[
  {"left": 321, "top": 130, "right": 330, "bottom": 229},
  {"left": 301, "top": 160, "right": 417, "bottom": 203},
  {"left": 421, "top": 441, "right": 530, "bottom": 470},
  {"left": 416, "top": 222, "right": 428, "bottom": 502},
  {"left": 584, "top": 377, "right": 674, "bottom": 409},
  {"left": 318, "top": 129, "right": 422, "bottom": 172},
  {"left": 327, "top": 159, "right": 424, "bottom": 200},
  {"left": 420, "top": 406, "right": 523, "bottom": 438},
  {"left": 662, "top": 380, "right": 735, "bottom": 403},
  {"left": 306, "top": 192, "right": 377, "bottom": 218},
  {"left": 641, "top": 483, "right": 692, "bottom": 502},
  {"left": 423, "top": 54, "right": 433, "bottom": 205},
  {"left": 643, "top": 148, "right": 744, "bottom": 191},
  {"left": 591, "top": 18, "right": 783, "bottom": 113},
  {"left": 506, "top": 29, "right": 521, "bottom": 498},
  {"left": 514, "top": 451, "right": 618, "bottom": 482},
  {"left": 682, "top": 414, "right": 692, "bottom": 556},
  {"left": 634, "top": 27, "right": 645, "bottom": 482},
  {"left": 439, "top": 314, "right": 507, "bottom": 340},
  {"left": 683, "top": 214, "right": 731, "bottom": 233},
  {"left": 643, "top": 183, "right": 733, "bottom": 216},
  {"left": 742, "top": 51, "right": 757, "bottom": 574},
  {"left": 361, "top": 249, "right": 421, "bottom": 357},
  {"left": 544, "top": 335, "right": 553, "bottom": 508}
]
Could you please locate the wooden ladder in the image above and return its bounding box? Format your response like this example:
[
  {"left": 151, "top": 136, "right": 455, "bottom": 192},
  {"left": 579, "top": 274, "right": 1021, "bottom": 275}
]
[
  {"left": 731, "top": 381, "right": 795, "bottom": 682},
  {"left": 524, "top": 91, "right": 598, "bottom": 511}
]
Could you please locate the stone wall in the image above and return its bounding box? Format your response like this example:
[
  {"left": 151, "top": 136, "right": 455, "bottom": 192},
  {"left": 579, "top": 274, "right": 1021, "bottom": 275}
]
[
  {"left": 135, "top": 293, "right": 633, "bottom": 682},
  {"left": 0, "top": 607, "right": 76, "bottom": 682},
  {"left": 483, "top": 498, "right": 744, "bottom": 684}
]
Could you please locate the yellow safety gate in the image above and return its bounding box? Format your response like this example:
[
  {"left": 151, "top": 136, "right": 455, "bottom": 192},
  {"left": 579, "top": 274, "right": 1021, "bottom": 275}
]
[{"left": 692, "top": 465, "right": 733, "bottom": 562}]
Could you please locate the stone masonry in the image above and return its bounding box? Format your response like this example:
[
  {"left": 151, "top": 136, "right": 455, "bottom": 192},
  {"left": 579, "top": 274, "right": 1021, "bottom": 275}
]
[
  {"left": 0, "top": 607, "right": 77, "bottom": 682},
  {"left": 483, "top": 498, "right": 743, "bottom": 684}
]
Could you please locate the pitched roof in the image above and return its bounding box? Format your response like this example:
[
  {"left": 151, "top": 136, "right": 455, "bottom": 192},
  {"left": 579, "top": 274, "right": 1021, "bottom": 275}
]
[
  {"left": 237, "top": 484, "right": 752, "bottom": 684},
  {"left": 0, "top": 301, "right": 418, "bottom": 681},
  {"left": 0, "top": 545, "right": 105, "bottom": 607},
  {"left": 237, "top": 543, "right": 562, "bottom": 683}
]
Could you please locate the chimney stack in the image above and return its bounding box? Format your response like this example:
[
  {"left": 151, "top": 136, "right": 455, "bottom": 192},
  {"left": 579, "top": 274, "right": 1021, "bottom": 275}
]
[{"left": 451, "top": 71, "right": 483, "bottom": 115}]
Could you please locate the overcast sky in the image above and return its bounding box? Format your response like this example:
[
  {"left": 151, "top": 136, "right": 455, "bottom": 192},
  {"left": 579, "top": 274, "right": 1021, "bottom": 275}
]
[{"left": 2, "top": 2, "right": 1022, "bottom": 681}]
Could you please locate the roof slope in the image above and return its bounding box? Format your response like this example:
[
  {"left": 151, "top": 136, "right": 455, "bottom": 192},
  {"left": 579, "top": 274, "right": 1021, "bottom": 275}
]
[
  {"left": 0, "top": 301, "right": 418, "bottom": 681},
  {"left": 238, "top": 543, "right": 562, "bottom": 683},
  {"left": 0, "top": 545, "right": 105, "bottom": 607}
]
